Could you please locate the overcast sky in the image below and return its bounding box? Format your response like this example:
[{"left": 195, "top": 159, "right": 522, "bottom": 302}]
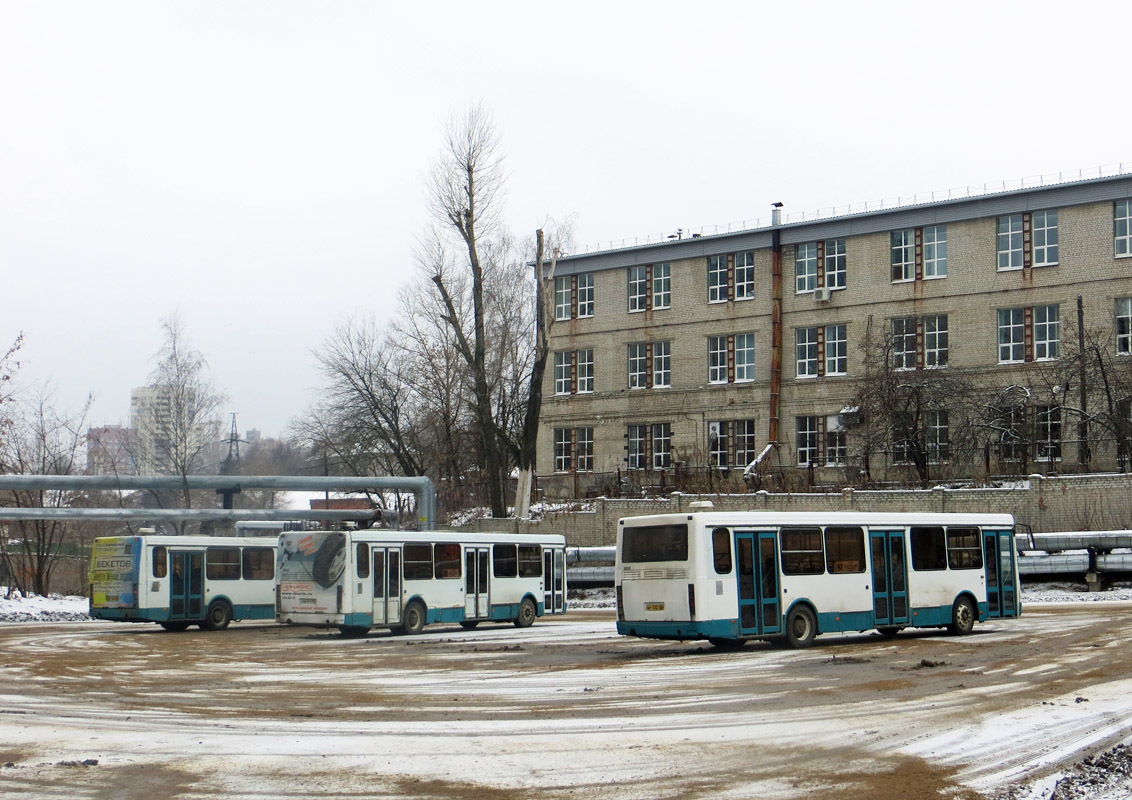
[{"left": 2, "top": 1, "right": 1128, "bottom": 439}]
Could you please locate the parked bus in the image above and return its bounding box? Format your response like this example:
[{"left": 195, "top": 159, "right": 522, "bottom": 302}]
[
  {"left": 89, "top": 535, "right": 278, "bottom": 631},
  {"left": 276, "top": 530, "right": 568, "bottom": 636},
  {"left": 616, "top": 511, "right": 1020, "bottom": 649}
]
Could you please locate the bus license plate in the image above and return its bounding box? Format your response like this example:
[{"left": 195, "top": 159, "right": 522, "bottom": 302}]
[{"left": 646, "top": 602, "right": 664, "bottom": 611}]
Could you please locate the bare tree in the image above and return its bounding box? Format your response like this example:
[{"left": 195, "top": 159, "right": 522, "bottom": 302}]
[
  {"left": 0, "top": 333, "right": 23, "bottom": 449},
  {"left": 135, "top": 313, "right": 226, "bottom": 523},
  {"left": 425, "top": 104, "right": 515, "bottom": 517},
  {"left": 0, "top": 389, "right": 91, "bottom": 596}
]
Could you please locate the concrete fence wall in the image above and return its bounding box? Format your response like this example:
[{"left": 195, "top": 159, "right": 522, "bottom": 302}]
[{"left": 461, "top": 474, "right": 1132, "bottom": 547}]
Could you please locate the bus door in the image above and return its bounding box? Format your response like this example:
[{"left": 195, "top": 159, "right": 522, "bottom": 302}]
[
  {"left": 169, "top": 550, "right": 204, "bottom": 620},
  {"left": 983, "top": 530, "right": 1018, "bottom": 618},
  {"left": 543, "top": 547, "right": 566, "bottom": 614},
  {"left": 465, "top": 547, "right": 490, "bottom": 620},
  {"left": 870, "top": 531, "right": 909, "bottom": 627},
  {"left": 735, "top": 531, "right": 781, "bottom": 636},
  {"left": 371, "top": 547, "right": 402, "bottom": 627}
]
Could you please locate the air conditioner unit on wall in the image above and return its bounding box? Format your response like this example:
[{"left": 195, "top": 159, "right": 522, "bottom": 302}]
[{"left": 814, "top": 287, "right": 832, "bottom": 302}]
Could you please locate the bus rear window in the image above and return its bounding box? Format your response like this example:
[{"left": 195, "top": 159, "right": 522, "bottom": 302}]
[
  {"left": 243, "top": 547, "right": 275, "bottom": 580},
  {"left": 621, "top": 525, "right": 688, "bottom": 563},
  {"left": 206, "top": 547, "right": 240, "bottom": 580}
]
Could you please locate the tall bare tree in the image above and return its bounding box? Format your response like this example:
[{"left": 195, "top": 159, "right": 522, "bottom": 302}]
[{"left": 0, "top": 333, "right": 23, "bottom": 449}]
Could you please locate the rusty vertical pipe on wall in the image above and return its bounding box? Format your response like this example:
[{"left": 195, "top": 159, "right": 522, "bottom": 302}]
[{"left": 768, "top": 203, "right": 784, "bottom": 447}]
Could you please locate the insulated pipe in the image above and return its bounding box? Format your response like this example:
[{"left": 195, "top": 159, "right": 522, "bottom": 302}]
[
  {"left": 0, "top": 474, "right": 437, "bottom": 530},
  {"left": 0, "top": 508, "right": 389, "bottom": 523}
]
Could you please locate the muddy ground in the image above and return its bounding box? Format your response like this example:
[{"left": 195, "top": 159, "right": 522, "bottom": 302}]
[{"left": 2, "top": 605, "right": 1131, "bottom": 799}]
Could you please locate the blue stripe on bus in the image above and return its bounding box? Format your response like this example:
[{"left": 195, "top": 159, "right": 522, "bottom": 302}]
[{"left": 616, "top": 619, "right": 738, "bottom": 640}]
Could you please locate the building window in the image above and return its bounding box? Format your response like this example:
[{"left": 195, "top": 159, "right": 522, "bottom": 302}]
[
  {"left": 928, "top": 410, "right": 949, "bottom": 464},
  {"left": 627, "top": 425, "right": 647, "bottom": 469},
  {"left": 652, "top": 341, "right": 671, "bottom": 388},
  {"left": 708, "top": 256, "right": 727, "bottom": 303},
  {"left": 576, "top": 427, "right": 594, "bottom": 471},
  {"left": 553, "top": 351, "right": 572, "bottom": 395},
  {"left": 825, "top": 238, "right": 847, "bottom": 290},
  {"left": 825, "top": 324, "right": 847, "bottom": 375},
  {"left": 734, "top": 251, "right": 755, "bottom": 300},
  {"left": 627, "top": 423, "right": 672, "bottom": 470},
  {"left": 796, "top": 242, "right": 818, "bottom": 293},
  {"left": 1032, "top": 210, "right": 1058, "bottom": 266},
  {"left": 825, "top": 415, "right": 847, "bottom": 466},
  {"left": 923, "top": 225, "right": 947, "bottom": 278},
  {"left": 891, "top": 229, "right": 916, "bottom": 282},
  {"left": 708, "top": 419, "right": 758, "bottom": 470},
  {"left": 708, "top": 336, "right": 728, "bottom": 384},
  {"left": 652, "top": 423, "right": 672, "bottom": 469},
  {"left": 553, "top": 428, "right": 572, "bottom": 471},
  {"left": 1037, "top": 406, "right": 1061, "bottom": 461},
  {"left": 1034, "top": 304, "right": 1060, "bottom": 361},
  {"left": 796, "top": 328, "right": 819, "bottom": 378},
  {"left": 577, "top": 349, "right": 594, "bottom": 393},
  {"left": 708, "top": 421, "right": 728, "bottom": 467},
  {"left": 1117, "top": 298, "right": 1132, "bottom": 355},
  {"left": 554, "top": 273, "right": 595, "bottom": 320},
  {"left": 892, "top": 317, "right": 917, "bottom": 370},
  {"left": 996, "top": 407, "right": 1025, "bottom": 462},
  {"left": 998, "top": 308, "right": 1026, "bottom": 364},
  {"left": 997, "top": 215, "right": 1024, "bottom": 271},
  {"left": 628, "top": 266, "right": 647, "bottom": 312},
  {"left": 735, "top": 333, "right": 755, "bottom": 382},
  {"left": 1117, "top": 200, "right": 1132, "bottom": 258},
  {"left": 924, "top": 315, "right": 949, "bottom": 368},
  {"left": 553, "top": 427, "right": 594, "bottom": 473},
  {"left": 628, "top": 264, "right": 670, "bottom": 312},
  {"left": 796, "top": 416, "right": 820, "bottom": 465},
  {"left": 628, "top": 344, "right": 647, "bottom": 389}
]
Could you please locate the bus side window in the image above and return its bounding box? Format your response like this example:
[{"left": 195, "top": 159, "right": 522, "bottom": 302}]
[
  {"left": 356, "top": 543, "right": 370, "bottom": 579},
  {"left": 946, "top": 527, "right": 983, "bottom": 569},
  {"left": 909, "top": 527, "right": 946, "bottom": 570},
  {"left": 152, "top": 546, "right": 167, "bottom": 579},
  {"left": 206, "top": 547, "right": 240, "bottom": 580},
  {"left": 825, "top": 526, "right": 865, "bottom": 574},
  {"left": 242, "top": 547, "right": 275, "bottom": 580},
  {"left": 518, "top": 545, "right": 542, "bottom": 578},
  {"left": 404, "top": 544, "right": 433, "bottom": 580},
  {"left": 494, "top": 544, "right": 518, "bottom": 578},
  {"left": 780, "top": 528, "right": 824, "bottom": 575},
  {"left": 711, "top": 528, "right": 732, "bottom": 574},
  {"left": 434, "top": 543, "right": 461, "bottom": 579}
]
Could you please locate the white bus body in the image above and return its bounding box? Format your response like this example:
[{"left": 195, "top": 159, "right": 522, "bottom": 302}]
[
  {"left": 89, "top": 535, "right": 278, "bottom": 631},
  {"left": 275, "top": 530, "right": 568, "bottom": 635},
  {"left": 616, "top": 512, "right": 1020, "bottom": 648}
]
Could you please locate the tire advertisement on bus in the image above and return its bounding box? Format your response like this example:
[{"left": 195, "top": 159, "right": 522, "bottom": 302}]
[{"left": 276, "top": 531, "right": 347, "bottom": 616}]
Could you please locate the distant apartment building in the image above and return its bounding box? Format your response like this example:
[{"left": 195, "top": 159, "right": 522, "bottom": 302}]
[
  {"left": 85, "top": 424, "right": 138, "bottom": 475},
  {"left": 129, "top": 385, "right": 224, "bottom": 474},
  {"left": 538, "top": 170, "right": 1132, "bottom": 494}
]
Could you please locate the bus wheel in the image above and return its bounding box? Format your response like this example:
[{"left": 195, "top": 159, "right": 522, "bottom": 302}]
[
  {"left": 201, "top": 600, "right": 233, "bottom": 631},
  {"left": 708, "top": 637, "right": 747, "bottom": 650},
  {"left": 514, "top": 597, "right": 537, "bottom": 628},
  {"left": 877, "top": 626, "right": 904, "bottom": 637},
  {"left": 159, "top": 621, "right": 190, "bottom": 632},
  {"left": 948, "top": 597, "right": 976, "bottom": 635},
  {"left": 402, "top": 602, "right": 426, "bottom": 635},
  {"left": 785, "top": 606, "right": 817, "bottom": 648},
  {"left": 459, "top": 620, "right": 480, "bottom": 630},
  {"left": 338, "top": 625, "right": 369, "bottom": 638}
]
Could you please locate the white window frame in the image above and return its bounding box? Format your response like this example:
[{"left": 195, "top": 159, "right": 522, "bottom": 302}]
[
  {"left": 1117, "top": 200, "right": 1132, "bottom": 258},
  {"left": 795, "top": 242, "right": 817, "bottom": 294},
  {"left": 733, "top": 419, "right": 756, "bottom": 467},
  {"left": 553, "top": 428, "right": 572, "bottom": 472},
  {"left": 652, "top": 341, "right": 671, "bottom": 388},
  {"left": 577, "top": 273, "right": 594, "bottom": 318},
  {"left": 734, "top": 333, "right": 755, "bottom": 382},
  {"left": 998, "top": 308, "right": 1025, "bottom": 364},
  {"left": 628, "top": 344, "right": 647, "bottom": 389},
  {"left": 928, "top": 410, "right": 950, "bottom": 464},
  {"left": 577, "top": 349, "right": 594, "bottom": 393},
  {"left": 825, "top": 415, "right": 846, "bottom": 466},
  {"left": 1037, "top": 405, "right": 1062, "bottom": 461},
  {"left": 707, "top": 336, "right": 727, "bottom": 384},
  {"left": 825, "top": 324, "right": 847, "bottom": 376},
  {"left": 554, "top": 276, "right": 572, "bottom": 321},
  {"left": 708, "top": 421, "right": 728, "bottom": 467},
  {"left": 1034, "top": 304, "right": 1060, "bottom": 361},
  {"left": 627, "top": 425, "right": 647, "bottom": 470},
  {"left": 1117, "top": 298, "right": 1132, "bottom": 355},
  {"left": 707, "top": 255, "right": 727, "bottom": 304},
  {"left": 553, "top": 351, "right": 572, "bottom": 395},
  {"left": 924, "top": 314, "right": 949, "bottom": 368},
  {"left": 891, "top": 229, "right": 915, "bottom": 282},
  {"left": 1032, "top": 209, "right": 1059, "bottom": 266},
  {"left": 997, "top": 214, "right": 1023, "bottom": 271},
  {"left": 923, "top": 225, "right": 947, "bottom": 279},
  {"left": 576, "top": 427, "right": 594, "bottom": 471},
  {"left": 796, "top": 327, "right": 818, "bottom": 378},
  {"left": 734, "top": 251, "right": 755, "bottom": 300},
  {"left": 825, "top": 238, "right": 847, "bottom": 290},
  {"left": 892, "top": 317, "right": 916, "bottom": 370},
  {"left": 796, "top": 416, "right": 819, "bottom": 466},
  {"left": 652, "top": 263, "right": 671, "bottom": 309},
  {"left": 628, "top": 266, "right": 647, "bottom": 313},
  {"left": 651, "top": 423, "right": 672, "bottom": 469}
]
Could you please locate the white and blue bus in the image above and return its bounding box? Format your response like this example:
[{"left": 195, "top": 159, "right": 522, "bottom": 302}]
[
  {"left": 89, "top": 535, "right": 279, "bottom": 631},
  {"left": 275, "top": 529, "right": 568, "bottom": 636},
  {"left": 616, "top": 511, "right": 1020, "bottom": 649}
]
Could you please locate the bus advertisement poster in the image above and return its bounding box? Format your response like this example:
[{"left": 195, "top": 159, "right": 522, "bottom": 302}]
[
  {"left": 89, "top": 537, "right": 141, "bottom": 608},
  {"left": 277, "top": 531, "right": 347, "bottom": 615}
]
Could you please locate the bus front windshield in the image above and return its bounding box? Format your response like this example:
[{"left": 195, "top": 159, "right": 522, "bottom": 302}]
[{"left": 622, "top": 524, "right": 689, "bottom": 563}]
